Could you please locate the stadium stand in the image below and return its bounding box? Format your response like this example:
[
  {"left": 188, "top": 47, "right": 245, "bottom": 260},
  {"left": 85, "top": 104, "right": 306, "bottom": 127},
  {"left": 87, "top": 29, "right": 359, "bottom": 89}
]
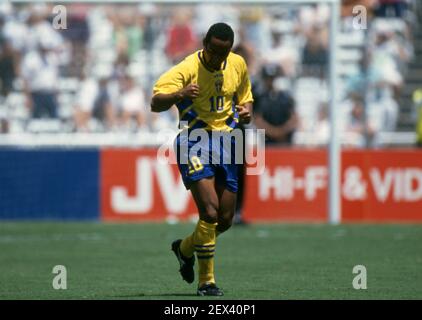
[{"left": 0, "top": 1, "right": 419, "bottom": 147}]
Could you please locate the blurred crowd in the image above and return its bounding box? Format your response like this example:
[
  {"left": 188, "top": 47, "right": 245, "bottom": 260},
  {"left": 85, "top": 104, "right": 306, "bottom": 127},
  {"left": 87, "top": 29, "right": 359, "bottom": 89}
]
[{"left": 0, "top": 1, "right": 418, "bottom": 147}]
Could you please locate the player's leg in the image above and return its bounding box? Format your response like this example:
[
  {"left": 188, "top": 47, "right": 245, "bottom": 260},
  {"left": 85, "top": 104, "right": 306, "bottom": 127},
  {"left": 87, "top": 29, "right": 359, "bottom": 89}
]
[
  {"left": 179, "top": 176, "right": 219, "bottom": 259},
  {"left": 173, "top": 177, "right": 220, "bottom": 286},
  {"left": 233, "top": 162, "right": 247, "bottom": 225},
  {"left": 172, "top": 132, "right": 212, "bottom": 285},
  {"left": 175, "top": 177, "right": 223, "bottom": 296},
  {"left": 172, "top": 132, "right": 222, "bottom": 295},
  {"left": 215, "top": 183, "right": 237, "bottom": 236},
  {"left": 190, "top": 177, "right": 219, "bottom": 223},
  {"left": 213, "top": 151, "right": 240, "bottom": 235},
  {"left": 189, "top": 178, "right": 221, "bottom": 292}
]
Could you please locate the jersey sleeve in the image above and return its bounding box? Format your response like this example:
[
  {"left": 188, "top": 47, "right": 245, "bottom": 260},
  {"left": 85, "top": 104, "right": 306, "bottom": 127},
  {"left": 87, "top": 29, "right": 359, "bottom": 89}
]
[
  {"left": 152, "top": 60, "right": 191, "bottom": 96},
  {"left": 236, "top": 57, "right": 254, "bottom": 106}
]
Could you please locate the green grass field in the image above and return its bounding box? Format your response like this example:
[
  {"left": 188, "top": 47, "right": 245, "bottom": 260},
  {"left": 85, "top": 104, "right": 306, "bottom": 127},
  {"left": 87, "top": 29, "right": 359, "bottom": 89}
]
[{"left": 0, "top": 222, "right": 421, "bottom": 300}]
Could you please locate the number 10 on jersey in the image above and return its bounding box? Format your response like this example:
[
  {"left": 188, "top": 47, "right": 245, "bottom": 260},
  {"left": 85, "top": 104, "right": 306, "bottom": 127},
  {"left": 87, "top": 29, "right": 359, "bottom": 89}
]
[{"left": 209, "top": 96, "right": 224, "bottom": 112}]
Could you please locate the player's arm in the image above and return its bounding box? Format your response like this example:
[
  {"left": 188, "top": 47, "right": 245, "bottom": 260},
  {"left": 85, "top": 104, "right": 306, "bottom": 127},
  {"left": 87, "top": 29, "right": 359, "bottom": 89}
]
[
  {"left": 235, "top": 56, "right": 254, "bottom": 124},
  {"left": 151, "top": 84, "right": 200, "bottom": 113}
]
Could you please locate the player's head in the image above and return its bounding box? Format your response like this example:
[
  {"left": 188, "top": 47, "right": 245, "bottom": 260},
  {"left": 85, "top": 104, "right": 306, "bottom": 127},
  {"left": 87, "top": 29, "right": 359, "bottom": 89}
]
[{"left": 203, "top": 23, "right": 234, "bottom": 71}]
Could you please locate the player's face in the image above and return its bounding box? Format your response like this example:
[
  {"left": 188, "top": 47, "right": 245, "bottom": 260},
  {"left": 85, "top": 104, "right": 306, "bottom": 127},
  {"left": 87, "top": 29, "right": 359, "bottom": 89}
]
[{"left": 203, "top": 37, "right": 232, "bottom": 71}]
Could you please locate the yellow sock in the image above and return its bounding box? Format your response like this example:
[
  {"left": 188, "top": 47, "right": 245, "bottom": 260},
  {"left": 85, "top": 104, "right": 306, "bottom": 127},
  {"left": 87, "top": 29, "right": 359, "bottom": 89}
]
[
  {"left": 180, "top": 232, "right": 195, "bottom": 258},
  {"left": 194, "top": 219, "right": 217, "bottom": 287}
]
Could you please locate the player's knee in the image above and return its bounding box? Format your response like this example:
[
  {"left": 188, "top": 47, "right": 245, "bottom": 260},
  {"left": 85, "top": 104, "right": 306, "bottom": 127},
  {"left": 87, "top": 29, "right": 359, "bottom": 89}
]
[{"left": 200, "top": 203, "right": 219, "bottom": 223}]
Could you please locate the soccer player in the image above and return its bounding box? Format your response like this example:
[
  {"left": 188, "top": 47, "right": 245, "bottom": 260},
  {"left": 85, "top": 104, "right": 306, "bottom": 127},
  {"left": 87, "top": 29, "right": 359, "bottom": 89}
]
[{"left": 151, "top": 23, "right": 253, "bottom": 296}]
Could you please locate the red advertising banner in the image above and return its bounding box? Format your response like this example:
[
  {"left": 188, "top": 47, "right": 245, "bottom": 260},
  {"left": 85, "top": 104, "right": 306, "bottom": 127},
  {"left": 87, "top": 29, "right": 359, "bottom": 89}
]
[
  {"left": 101, "top": 148, "right": 422, "bottom": 222},
  {"left": 101, "top": 148, "right": 198, "bottom": 222},
  {"left": 342, "top": 149, "right": 422, "bottom": 222},
  {"left": 243, "top": 149, "right": 327, "bottom": 222}
]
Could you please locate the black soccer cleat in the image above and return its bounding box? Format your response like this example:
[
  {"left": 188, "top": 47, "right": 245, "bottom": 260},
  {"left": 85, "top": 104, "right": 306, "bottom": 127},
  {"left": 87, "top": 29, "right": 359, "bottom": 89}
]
[
  {"left": 197, "top": 283, "right": 224, "bottom": 296},
  {"left": 171, "top": 239, "right": 195, "bottom": 284}
]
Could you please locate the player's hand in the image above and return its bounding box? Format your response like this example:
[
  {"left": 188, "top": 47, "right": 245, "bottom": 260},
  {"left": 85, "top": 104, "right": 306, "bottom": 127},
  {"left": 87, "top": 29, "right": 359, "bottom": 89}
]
[
  {"left": 178, "top": 84, "right": 200, "bottom": 100},
  {"left": 236, "top": 105, "right": 251, "bottom": 124}
]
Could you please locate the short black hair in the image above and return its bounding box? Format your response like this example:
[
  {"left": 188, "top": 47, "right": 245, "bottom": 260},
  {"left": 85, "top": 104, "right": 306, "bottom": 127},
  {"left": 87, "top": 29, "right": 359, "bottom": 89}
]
[{"left": 204, "top": 23, "right": 234, "bottom": 46}]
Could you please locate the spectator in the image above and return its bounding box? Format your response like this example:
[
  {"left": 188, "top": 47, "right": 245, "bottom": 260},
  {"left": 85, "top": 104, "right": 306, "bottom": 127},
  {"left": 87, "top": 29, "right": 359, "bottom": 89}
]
[
  {"left": 165, "top": 9, "right": 197, "bottom": 64},
  {"left": 239, "top": 6, "right": 272, "bottom": 56},
  {"left": 301, "top": 24, "right": 329, "bottom": 78},
  {"left": 73, "top": 67, "right": 116, "bottom": 132},
  {"left": 266, "top": 30, "right": 299, "bottom": 78},
  {"left": 371, "top": 24, "right": 412, "bottom": 78},
  {"left": 21, "top": 39, "right": 60, "bottom": 119},
  {"left": 345, "top": 56, "right": 397, "bottom": 134},
  {"left": 112, "top": 7, "right": 144, "bottom": 63},
  {"left": 0, "top": 118, "right": 8, "bottom": 133},
  {"left": 138, "top": 3, "right": 158, "bottom": 51},
  {"left": 341, "top": 0, "right": 378, "bottom": 18},
  {"left": 59, "top": 4, "right": 90, "bottom": 78},
  {"left": 310, "top": 102, "right": 330, "bottom": 146},
  {"left": 233, "top": 42, "right": 257, "bottom": 84},
  {"left": 1, "top": 6, "right": 28, "bottom": 54},
  {"left": 118, "top": 74, "right": 147, "bottom": 131},
  {"left": 375, "top": 0, "right": 408, "bottom": 18},
  {"left": 0, "top": 2, "right": 417, "bottom": 140},
  {"left": 345, "top": 56, "right": 373, "bottom": 97},
  {"left": 298, "top": 4, "right": 330, "bottom": 33},
  {"left": 369, "top": 92, "right": 399, "bottom": 132},
  {"left": 25, "top": 5, "right": 64, "bottom": 53},
  {"left": 369, "top": 30, "right": 404, "bottom": 99},
  {"left": 0, "top": 15, "right": 17, "bottom": 134},
  {"left": 345, "top": 95, "right": 377, "bottom": 147},
  {"left": 0, "top": 15, "right": 17, "bottom": 98},
  {"left": 253, "top": 63, "right": 298, "bottom": 145}
]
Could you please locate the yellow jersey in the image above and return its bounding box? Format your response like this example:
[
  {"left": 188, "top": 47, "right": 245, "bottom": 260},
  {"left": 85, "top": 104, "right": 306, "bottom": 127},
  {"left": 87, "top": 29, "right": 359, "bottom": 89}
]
[{"left": 153, "top": 50, "right": 253, "bottom": 131}]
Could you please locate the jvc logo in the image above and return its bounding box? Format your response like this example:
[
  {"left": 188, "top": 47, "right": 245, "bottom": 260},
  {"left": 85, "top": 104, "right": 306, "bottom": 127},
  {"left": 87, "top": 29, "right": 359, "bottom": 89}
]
[{"left": 111, "top": 157, "right": 190, "bottom": 214}]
